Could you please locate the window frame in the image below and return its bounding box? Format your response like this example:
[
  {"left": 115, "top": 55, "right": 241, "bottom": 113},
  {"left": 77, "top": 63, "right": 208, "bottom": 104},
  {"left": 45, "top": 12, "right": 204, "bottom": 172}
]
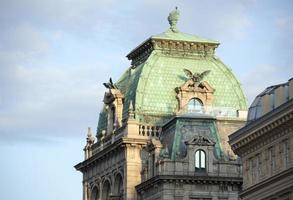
[{"left": 195, "top": 149, "right": 206, "bottom": 172}]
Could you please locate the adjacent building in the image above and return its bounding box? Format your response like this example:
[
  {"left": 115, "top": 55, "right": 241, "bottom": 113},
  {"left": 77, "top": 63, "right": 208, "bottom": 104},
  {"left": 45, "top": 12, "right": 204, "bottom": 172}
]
[
  {"left": 229, "top": 79, "right": 293, "bottom": 200},
  {"left": 75, "top": 8, "right": 249, "bottom": 200}
]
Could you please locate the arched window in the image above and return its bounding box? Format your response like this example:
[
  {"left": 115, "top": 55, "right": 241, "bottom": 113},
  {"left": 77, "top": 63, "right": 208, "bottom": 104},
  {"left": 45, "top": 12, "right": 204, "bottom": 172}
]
[
  {"left": 113, "top": 174, "right": 123, "bottom": 198},
  {"left": 195, "top": 149, "right": 206, "bottom": 172},
  {"left": 102, "top": 180, "right": 111, "bottom": 200},
  {"left": 188, "top": 98, "right": 203, "bottom": 113},
  {"left": 90, "top": 186, "right": 99, "bottom": 200}
]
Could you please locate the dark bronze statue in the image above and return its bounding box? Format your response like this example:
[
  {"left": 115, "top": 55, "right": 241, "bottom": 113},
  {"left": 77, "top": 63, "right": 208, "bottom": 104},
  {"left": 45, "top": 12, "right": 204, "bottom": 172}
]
[
  {"left": 183, "top": 69, "right": 211, "bottom": 83},
  {"left": 103, "top": 78, "right": 117, "bottom": 89}
]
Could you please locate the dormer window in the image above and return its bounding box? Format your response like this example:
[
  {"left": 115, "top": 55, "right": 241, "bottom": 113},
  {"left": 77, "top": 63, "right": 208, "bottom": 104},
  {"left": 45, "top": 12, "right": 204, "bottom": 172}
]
[
  {"left": 195, "top": 149, "right": 206, "bottom": 172},
  {"left": 175, "top": 70, "right": 214, "bottom": 114},
  {"left": 188, "top": 98, "right": 203, "bottom": 113}
]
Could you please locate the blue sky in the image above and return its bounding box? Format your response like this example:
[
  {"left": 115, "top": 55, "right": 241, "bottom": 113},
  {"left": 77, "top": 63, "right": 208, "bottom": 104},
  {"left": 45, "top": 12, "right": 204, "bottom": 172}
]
[{"left": 0, "top": 0, "right": 292, "bottom": 199}]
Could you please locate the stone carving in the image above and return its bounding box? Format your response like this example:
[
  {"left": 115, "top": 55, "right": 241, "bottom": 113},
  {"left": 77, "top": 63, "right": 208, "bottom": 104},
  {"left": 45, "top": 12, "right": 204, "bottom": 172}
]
[
  {"left": 84, "top": 127, "right": 95, "bottom": 159},
  {"left": 185, "top": 135, "right": 215, "bottom": 146},
  {"left": 103, "top": 92, "right": 115, "bottom": 105}
]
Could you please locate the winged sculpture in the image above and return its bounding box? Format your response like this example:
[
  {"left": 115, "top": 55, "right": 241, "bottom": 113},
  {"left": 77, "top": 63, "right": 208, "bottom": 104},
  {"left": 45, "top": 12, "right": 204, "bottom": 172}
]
[
  {"left": 183, "top": 69, "right": 211, "bottom": 83},
  {"left": 103, "top": 78, "right": 117, "bottom": 89}
]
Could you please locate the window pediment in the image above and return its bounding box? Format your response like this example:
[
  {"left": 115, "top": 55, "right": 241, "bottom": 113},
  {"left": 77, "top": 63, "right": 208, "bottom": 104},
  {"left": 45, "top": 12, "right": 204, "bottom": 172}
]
[
  {"left": 175, "top": 78, "right": 215, "bottom": 113},
  {"left": 176, "top": 80, "right": 215, "bottom": 94}
]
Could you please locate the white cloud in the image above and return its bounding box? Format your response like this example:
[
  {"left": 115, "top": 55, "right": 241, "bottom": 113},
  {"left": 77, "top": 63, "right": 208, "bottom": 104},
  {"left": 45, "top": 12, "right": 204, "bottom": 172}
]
[{"left": 0, "top": 61, "right": 108, "bottom": 143}]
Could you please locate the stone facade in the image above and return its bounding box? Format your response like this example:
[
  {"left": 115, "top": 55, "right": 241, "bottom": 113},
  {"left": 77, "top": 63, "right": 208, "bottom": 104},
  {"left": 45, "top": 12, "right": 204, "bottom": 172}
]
[
  {"left": 136, "top": 116, "right": 243, "bottom": 200},
  {"left": 75, "top": 113, "right": 246, "bottom": 200},
  {"left": 229, "top": 78, "right": 293, "bottom": 200}
]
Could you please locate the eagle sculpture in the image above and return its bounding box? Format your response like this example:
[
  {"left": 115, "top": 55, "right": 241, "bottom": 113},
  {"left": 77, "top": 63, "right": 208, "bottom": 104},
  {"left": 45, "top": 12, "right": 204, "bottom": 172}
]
[
  {"left": 183, "top": 69, "right": 211, "bottom": 83},
  {"left": 103, "top": 78, "right": 117, "bottom": 89}
]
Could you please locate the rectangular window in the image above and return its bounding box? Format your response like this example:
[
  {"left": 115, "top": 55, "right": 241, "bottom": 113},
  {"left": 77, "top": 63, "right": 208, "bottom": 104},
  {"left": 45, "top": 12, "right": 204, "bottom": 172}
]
[
  {"left": 284, "top": 139, "right": 289, "bottom": 168},
  {"left": 249, "top": 157, "right": 253, "bottom": 184},
  {"left": 270, "top": 93, "right": 275, "bottom": 109},
  {"left": 256, "top": 154, "right": 261, "bottom": 181},
  {"left": 152, "top": 153, "right": 155, "bottom": 176},
  {"left": 268, "top": 147, "right": 275, "bottom": 174},
  {"left": 284, "top": 85, "right": 289, "bottom": 100}
]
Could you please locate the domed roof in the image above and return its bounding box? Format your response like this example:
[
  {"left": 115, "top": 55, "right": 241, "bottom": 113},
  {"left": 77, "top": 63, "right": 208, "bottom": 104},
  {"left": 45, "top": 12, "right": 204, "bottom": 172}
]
[
  {"left": 247, "top": 79, "right": 291, "bottom": 123},
  {"left": 97, "top": 10, "right": 248, "bottom": 135}
]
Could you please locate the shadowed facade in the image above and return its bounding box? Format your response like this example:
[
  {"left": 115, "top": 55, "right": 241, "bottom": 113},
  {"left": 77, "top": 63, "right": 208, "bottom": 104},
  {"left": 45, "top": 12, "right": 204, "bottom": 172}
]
[{"left": 229, "top": 79, "right": 293, "bottom": 200}]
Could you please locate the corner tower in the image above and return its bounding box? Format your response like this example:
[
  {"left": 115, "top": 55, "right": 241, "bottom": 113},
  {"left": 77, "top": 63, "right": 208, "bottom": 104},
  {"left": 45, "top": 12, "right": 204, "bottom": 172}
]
[{"left": 75, "top": 8, "right": 248, "bottom": 200}]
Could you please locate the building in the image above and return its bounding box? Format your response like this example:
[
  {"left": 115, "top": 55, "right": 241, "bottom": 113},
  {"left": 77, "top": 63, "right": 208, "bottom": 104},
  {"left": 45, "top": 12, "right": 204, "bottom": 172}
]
[
  {"left": 75, "top": 8, "right": 249, "bottom": 200},
  {"left": 229, "top": 79, "right": 293, "bottom": 200}
]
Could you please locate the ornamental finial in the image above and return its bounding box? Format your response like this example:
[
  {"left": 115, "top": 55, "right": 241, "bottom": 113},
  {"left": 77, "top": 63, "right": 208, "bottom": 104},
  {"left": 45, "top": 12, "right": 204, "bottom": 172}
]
[
  {"left": 168, "top": 7, "right": 180, "bottom": 32},
  {"left": 128, "top": 100, "right": 135, "bottom": 119}
]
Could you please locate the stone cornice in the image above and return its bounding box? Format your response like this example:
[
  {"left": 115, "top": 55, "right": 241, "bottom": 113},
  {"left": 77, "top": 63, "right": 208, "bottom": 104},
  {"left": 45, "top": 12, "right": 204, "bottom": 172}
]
[
  {"left": 127, "top": 38, "right": 219, "bottom": 65},
  {"left": 236, "top": 124, "right": 291, "bottom": 157},
  {"left": 74, "top": 137, "right": 148, "bottom": 172},
  {"left": 135, "top": 174, "right": 242, "bottom": 192},
  {"left": 216, "top": 117, "right": 247, "bottom": 123},
  {"left": 229, "top": 99, "right": 293, "bottom": 155}
]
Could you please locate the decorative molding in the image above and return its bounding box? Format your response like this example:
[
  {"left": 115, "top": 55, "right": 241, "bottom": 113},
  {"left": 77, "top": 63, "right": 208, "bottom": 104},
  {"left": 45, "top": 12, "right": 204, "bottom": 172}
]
[
  {"left": 229, "top": 99, "right": 293, "bottom": 152},
  {"left": 185, "top": 135, "right": 215, "bottom": 146},
  {"left": 135, "top": 174, "right": 242, "bottom": 193},
  {"left": 175, "top": 80, "right": 215, "bottom": 112},
  {"left": 230, "top": 110, "right": 293, "bottom": 155},
  {"left": 75, "top": 137, "right": 149, "bottom": 172},
  {"left": 127, "top": 38, "right": 219, "bottom": 65}
]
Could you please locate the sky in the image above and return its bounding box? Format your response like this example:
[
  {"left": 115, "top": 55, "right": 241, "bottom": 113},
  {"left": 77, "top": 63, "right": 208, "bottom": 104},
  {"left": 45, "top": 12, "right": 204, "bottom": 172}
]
[{"left": 0, "top": 0, "right": 292, "bottom": 199}]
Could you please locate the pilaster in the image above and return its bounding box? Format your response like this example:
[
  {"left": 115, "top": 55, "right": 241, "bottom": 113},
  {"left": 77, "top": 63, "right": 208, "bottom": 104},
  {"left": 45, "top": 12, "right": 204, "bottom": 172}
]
[{"left": 125, "top": 144, "right": 143, "bottom": 200}]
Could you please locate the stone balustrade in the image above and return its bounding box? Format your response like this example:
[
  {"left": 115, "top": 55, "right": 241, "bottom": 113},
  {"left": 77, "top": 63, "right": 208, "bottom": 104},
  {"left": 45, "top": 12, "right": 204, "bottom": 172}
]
[{"left": 139, "top": 124, "right": 162, "bottom": 137}]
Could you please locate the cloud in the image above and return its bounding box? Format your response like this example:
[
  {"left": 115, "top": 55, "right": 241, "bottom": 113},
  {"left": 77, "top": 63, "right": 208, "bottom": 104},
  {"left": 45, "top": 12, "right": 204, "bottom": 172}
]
[{"left": 0, "top": 62, "right": 108, "bottom": 144}]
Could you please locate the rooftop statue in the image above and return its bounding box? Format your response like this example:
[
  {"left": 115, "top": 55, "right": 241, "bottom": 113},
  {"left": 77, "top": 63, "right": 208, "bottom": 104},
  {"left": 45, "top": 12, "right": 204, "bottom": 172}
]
[
  {"left": 168, "top": 7, "right": 180, "bottom": 32},
  {"left": 183, "top": 68, "right": 211, "bottom": 83},
  {"left": 103, "top": 77, "right": 117, "bottom": 89}
]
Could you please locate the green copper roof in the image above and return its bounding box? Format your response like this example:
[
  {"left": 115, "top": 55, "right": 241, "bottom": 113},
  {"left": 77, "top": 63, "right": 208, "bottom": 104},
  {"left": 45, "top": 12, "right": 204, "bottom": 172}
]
[
  {"left": 132, "top": 51, "right": 247, "bottom": 122},
  {"left": 97, "top": 47, "right": 248, "bottom": 134},
  {"left": 152, "top": 29, "right": 219, "bottom": 44},
  {"left": 96, "top": 8, "right": 248, "bottom": 136}
]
